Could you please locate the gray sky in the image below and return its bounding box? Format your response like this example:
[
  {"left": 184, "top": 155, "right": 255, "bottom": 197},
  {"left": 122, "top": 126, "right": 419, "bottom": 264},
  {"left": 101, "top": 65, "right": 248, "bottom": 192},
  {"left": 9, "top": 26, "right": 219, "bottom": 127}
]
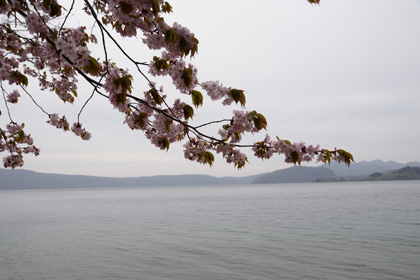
[{"left": 1, "top": 0, "right": 420, "bottom": 177}]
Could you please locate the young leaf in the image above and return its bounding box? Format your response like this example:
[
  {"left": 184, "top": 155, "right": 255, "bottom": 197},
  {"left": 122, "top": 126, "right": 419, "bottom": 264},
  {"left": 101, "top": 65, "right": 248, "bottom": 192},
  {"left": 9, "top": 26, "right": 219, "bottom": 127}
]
[
  {"left": 289, "top": 151, "right": 299, "bottom": 165},
  {"left": 229, "top": 89, "right": 246, "bottom": 107},
  {"left": 164, "top": 119, "right": 173, "bottom": 132},
  {"left": 165, "top": 28, "right": 178, "bottom": 45},
  {"left": 43, "top": 0, "right": 51, "bottom": 9},
  {"left": 179, "top": 36, "right": 189, "bottom": 56},
  {"left": 161, "top": 2, "right": 172, "bottom": 13},
  {"left": 151, "top": 0, "right": 160, "bottom": 16},
  {"left": 148, "top": 88, "right": 162, "bottom": 105},
  {"left": 182, "top": 67, "right": 193, "bottom": 88},
  {"left": 115, "top": 93, "right": 126, "bottom": 106},
  {"left": 202, "top": 151, "right": 214, "bottom": 166},
  {"left": 252, "top": 112, "right": 267, "bottom": 130},
  {"left": 131, "top": 112, "right": 148, "bottom": 130},
  {"left": 338, "top": 149, "right": 355, "bottom": 167},
  {"left": 16, "top": 130, "right": 25, "bottom": 143},
  {"left": 153, "top": 56, "right": 169, "bottom": 71},
  {"left": 323, "top": 149, "right": 332, "bottom": 165},
  {"left": 158, "top": 137, "right": 170, "bottom": 150},
  {"left": 11, "top": 71, "right": 28, "bottom": 86},
  {"left": 256, "top": 113, "right": 267, "bottom": 130},
  {"left": 234, "top": 156, "right": 248, "bottom": 169},
  {"left": 120, "top": 2, "right": 133, "bottom": 14},
  {"left": 307, "top": 0, "right": 320, "bottom": 4},
  {"left": 49, "top": 1, "right": 62, "bottom": 17},
  {"left": 83, "top": 56, "right": 100, "bottom": 75},
  {"left": 191, "top": 90, "right": 203, "bottom": 107},
  {"left": 183, "top": 104, "right": 194, "bottom": 120}
]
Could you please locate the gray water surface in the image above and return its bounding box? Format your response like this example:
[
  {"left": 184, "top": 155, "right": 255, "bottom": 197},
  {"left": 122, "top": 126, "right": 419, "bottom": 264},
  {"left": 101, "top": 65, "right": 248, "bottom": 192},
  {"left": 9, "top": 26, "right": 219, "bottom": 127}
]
[{"left": 1, "top": 181, "right": 419, "bottom": 279}]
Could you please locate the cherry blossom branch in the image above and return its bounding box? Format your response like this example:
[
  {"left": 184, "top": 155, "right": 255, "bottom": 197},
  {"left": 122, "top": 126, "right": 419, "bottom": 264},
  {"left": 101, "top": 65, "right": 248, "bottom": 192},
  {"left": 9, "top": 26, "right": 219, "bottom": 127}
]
[{"left": 0, "top": 0, "right": 353, "bottom": 170}]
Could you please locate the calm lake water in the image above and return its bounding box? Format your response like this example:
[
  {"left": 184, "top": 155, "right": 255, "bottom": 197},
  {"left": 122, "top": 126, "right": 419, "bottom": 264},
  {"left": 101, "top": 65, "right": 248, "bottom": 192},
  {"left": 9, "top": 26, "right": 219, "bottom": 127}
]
[{"left": 1, "top": 181, "right": 419, "bottom": 280}]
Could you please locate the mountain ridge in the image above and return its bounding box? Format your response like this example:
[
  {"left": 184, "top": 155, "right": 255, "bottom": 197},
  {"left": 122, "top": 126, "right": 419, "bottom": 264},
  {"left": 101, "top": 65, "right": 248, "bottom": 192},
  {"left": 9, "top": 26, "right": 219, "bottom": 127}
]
[{"left": 1, "top": 160, "right": 419, "bottom": 190}]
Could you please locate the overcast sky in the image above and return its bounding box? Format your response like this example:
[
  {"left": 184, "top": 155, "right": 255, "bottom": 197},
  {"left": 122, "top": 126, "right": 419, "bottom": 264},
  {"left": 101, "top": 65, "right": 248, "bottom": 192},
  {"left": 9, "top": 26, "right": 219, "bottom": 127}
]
[{"left": 1, "top": 0, "right": 419, "bottom": 177}]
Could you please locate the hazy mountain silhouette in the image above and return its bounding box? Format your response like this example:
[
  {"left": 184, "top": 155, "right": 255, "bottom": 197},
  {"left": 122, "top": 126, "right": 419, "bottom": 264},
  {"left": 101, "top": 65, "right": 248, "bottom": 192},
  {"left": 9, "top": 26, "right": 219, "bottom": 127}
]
[
  {"left": 323, "top": 160, "right": 420, "bottom": 179},
  {"left": 0, "top": 169, "right": 260, "bottom": 190},
  {"left": 252, "top": 166, "right": 335, "bottom": 184},
  {"left": 1, "top": 160, "right": 419, "bottom": 190}
]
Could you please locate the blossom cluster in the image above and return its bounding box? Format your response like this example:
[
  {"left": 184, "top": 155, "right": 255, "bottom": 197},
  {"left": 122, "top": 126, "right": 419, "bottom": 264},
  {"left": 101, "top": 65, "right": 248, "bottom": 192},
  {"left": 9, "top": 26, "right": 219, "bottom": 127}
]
[
  {"left": 47, "top": 114, "right": 70, "bottom": 131},
  {"left": 6, "top": 90, "right": 20, "bottom": 103},
  {"left": 149, "top": 52, "right": 198, "bottom": 93},
  {"left": 71, "top": 123, "right": 92, "bottom": 141},
  {"left": 0, "top": 123, "right": 39, "bottom": 168},
  {"left": 201, "top": 81, "right": 235, "bottom": 105}
]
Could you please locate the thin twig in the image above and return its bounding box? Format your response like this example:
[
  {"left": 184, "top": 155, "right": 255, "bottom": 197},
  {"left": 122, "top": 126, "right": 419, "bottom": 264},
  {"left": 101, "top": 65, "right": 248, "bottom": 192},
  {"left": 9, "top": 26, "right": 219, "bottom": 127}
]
[
  {"left": 19, "top": 86, "right": 50, "bottom": 116},
  {"left": 0, "top": 81, "right": 15, "bottom": 123},
  {"left": 59, "top": 0, "right": 76, "bottom": 35},
  {"left": 77, "top": 76, "right": 104, "bottom": 122}
]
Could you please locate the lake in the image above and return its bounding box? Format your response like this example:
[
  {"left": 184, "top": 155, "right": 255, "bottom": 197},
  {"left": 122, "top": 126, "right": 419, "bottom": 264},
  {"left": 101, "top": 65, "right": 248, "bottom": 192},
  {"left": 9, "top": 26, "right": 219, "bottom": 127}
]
[{"left": 1, "top": 181, "right": 419, "bottom": 279}]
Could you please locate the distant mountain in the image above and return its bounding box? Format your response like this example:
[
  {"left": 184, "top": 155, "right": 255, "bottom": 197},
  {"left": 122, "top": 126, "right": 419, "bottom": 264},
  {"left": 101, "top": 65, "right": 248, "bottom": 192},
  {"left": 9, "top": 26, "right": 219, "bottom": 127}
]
[
  {"left": 1, "top": 160, "right": 419, "bottom": 190},
  {"left": 323, "top": 160, "right": 420, "bottom": 179},
  {"left": 358, "top": 166, "right": 420, "bottom": 181},
  {"left": 0, "top": 169, "right": 258, "bottom": 190},
  {"left": 252, "top": 166, "right": 336, "bottom": 184}
]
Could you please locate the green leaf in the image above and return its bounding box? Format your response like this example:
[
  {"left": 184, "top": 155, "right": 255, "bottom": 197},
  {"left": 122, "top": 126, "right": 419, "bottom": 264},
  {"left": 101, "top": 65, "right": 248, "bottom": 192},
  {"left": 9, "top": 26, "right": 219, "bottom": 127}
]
[
  {"left": 202, "top": 151, "right": 214, "bottom": 166},
  {"left": 183, "top": 104, "right": 194, "bottom": 120},
  {"left": 191, "top": 90, "right": 203, "bottom": 107},
  {"left": 43, "top": 0, "right": 51, "bottom": 9},
  {"left": 251, "top": 111, "right": 267, "bottom": 130},
  {"left": 83, "top": 56, "right": 100, "bottom": 75},
  {"left": 158, "top": 137, "right": 170, "bottom": 150},
  {"left": 153, "top": 56, "right": 169, "bottom": 71},
  {"left": 70, "top": 88, "right": 78, "bottom": 97},
  {"left": 115, "top": 93, "right": 126, "bottom": 106},
  {"left": 165, "top": 28, "right": 178, "bottom": 45},
  {"left": 190, "top": 37, "right": 199, "bottom": 57},
  {"left": 161, "top": 1, "right": 172, "bottom": 13},
  {"left": 10, "top": 71, "right": 28, "bottom": 87},
  {"left": 253, "top": 118, "right": 262, "bottom": 130},
  {"left": 164, "top": 119, "right": 173, "bottom": 132},
  {"left": 16, "top": 130, "right": 25, "bottom": 143},
  {"left": 120, "top": 2, "right": 133, "bottom": 14},
  {"left": 229, "top": 89, "right": 246, "bottom": 107},
  {"left": 179, "top": 36, "right": 189, "bottom": 56},
  {"left": 256, "top": 113, "right": 267, "bottom": 130},
  {"left": 283, "top": 139, "right": 292, "bottom": 146},
  {"left": 132, "top": 112, "right": 148, "bottom": 130},
  {"left": 49, "top": 1, "right": 62, "bottom": 17},
  {"left": 151, "top": 0, "right": 160, "bottom": 16},
  {"left": 323, "top": 149, "right": 332, "bottom": 165},
  {"left": 148, "top": 88, "right": 162, "bottom": 105},
  {"left": 307, "top": 0, "right": 320, "bottom": 4},
  {"left": 234, "top": 156, "right": 248, "bottom": 169},
  {"left": 113, "top": 75, "right": 132, "bottom": 95},
  {"left": 290, "top": 151, "right": 300, "bottom": 165},
  {"left": 0, "top": 128, "right": 6, "bottom": 140},
  {"left": 338, "top": 149, "right": 355, "bottom": 167},
  {"left": 181, "top": 67, "right": 193, "bottom": 88}
]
